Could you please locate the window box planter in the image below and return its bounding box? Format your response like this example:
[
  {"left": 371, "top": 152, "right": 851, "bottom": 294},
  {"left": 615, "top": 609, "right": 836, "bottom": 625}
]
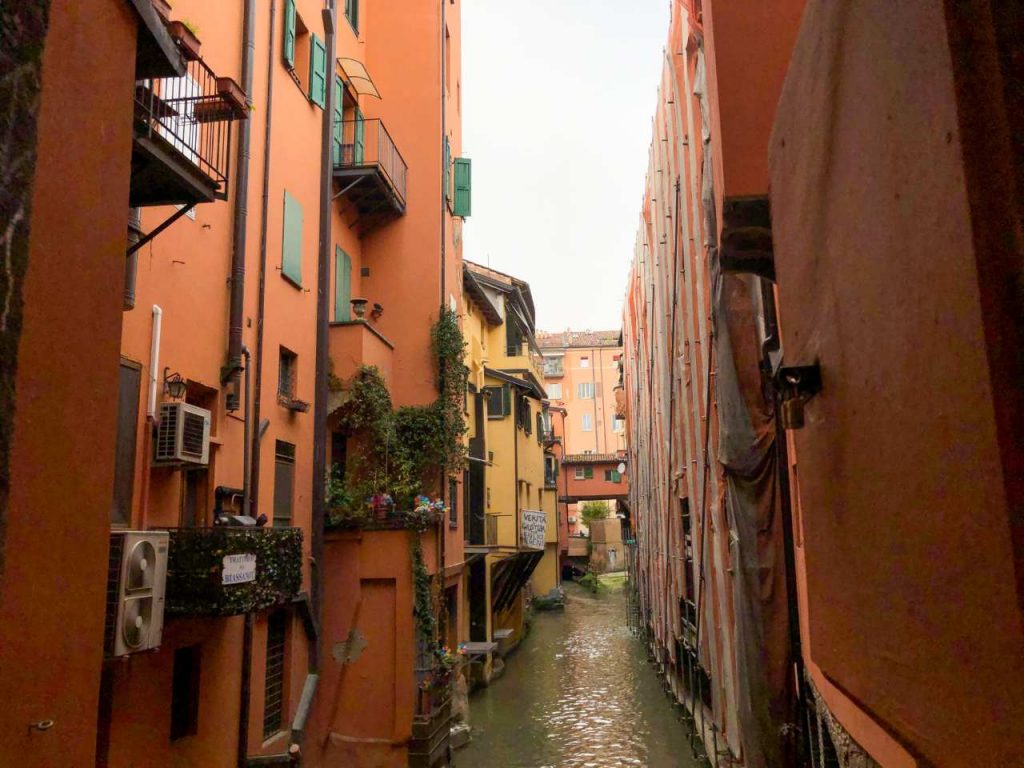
[
  {"left": 216, "top": 76, "right": 249, "bottom": 118},
  {"left": 166, "top": 21, "right": 201, "bottom": 61},
  {"left": 165, "top": 526, "right": 303, "bottom": 617}
]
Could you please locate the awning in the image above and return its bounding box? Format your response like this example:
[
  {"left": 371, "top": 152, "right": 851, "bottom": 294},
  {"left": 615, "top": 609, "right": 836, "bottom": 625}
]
[
  {"left": 337, "top": 57, "right": 381, "bottom": 99},
  {"left": 484, "top": 367, "right": 545, "bottom": 400},
  {"left": 491, "top": 550, "right": 544, "bottom": 613}
]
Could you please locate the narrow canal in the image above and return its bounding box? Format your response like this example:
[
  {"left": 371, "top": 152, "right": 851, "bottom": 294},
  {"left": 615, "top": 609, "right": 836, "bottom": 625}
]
[{"left": 456, "top": 579, "right": 701, "bottom": 768}]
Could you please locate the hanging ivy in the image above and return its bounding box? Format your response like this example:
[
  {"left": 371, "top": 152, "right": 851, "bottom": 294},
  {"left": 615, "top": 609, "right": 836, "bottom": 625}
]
[{"left": 410, "top": 532, "right": 437, "bottom": 646}]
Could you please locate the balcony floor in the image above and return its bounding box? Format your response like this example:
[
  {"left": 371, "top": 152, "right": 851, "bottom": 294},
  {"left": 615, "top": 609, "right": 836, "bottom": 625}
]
[{"left": 334, "top": 166, "right": 405, "bottom": 232}]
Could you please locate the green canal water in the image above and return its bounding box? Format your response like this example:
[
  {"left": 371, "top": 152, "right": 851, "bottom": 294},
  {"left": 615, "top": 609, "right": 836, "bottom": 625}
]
[{"left": 455, "top": 580, "right": 700, "bottom": 768}]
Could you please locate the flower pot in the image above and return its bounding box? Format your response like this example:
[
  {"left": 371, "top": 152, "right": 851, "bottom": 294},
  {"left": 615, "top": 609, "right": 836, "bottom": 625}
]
[
  {"left": 167, "top": 21, "right": 201, "bottom": 61},
  {"left": 350, "top": 298, "right": 369, "bottom": 319},
  {"left": 151, "top": 0, "right": 172, "bottom": 21},
  {"left": 216, "top": 76, "right": 249, "bottom": 119}
]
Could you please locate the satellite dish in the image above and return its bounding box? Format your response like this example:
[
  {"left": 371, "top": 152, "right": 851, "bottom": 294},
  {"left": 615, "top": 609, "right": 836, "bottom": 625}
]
[{"left": 617, "top": 462, "right": 626, "bottom": 474}]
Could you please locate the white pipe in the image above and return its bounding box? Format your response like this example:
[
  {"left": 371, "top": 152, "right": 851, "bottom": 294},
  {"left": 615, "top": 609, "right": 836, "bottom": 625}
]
[{"left": 148, "top": 305, "right": 162, "bottom": 418}]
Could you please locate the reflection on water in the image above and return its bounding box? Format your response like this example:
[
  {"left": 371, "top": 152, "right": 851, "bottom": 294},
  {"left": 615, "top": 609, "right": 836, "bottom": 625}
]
[{"left": 456, "top": 582, "right": 700, "bottom": 768}]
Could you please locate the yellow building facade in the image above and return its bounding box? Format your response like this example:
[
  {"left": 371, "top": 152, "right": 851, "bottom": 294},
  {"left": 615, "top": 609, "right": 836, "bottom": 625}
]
[{"left": 461, "top": 263, "right": 558, "bottom": 665}]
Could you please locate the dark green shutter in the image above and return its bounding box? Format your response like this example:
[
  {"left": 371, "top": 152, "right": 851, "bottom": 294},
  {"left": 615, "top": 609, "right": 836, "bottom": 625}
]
[
  {"left": 334, "top": 246, "right": 351, "bottom": 321},
  {"left": 283, "top": 0, "right": 296, "bottom": 67},
  {"left": 353, "top": 108, "right": 365, "bottom": 164},
  {"left": 282, "top": 191, "right": 303, "bottom": 285},
  {"left": 309, "top": 34, "right": 327, "bottom": 107},
  {"left": 453, "top": 158, "right": 472, "bottom": 217},
  {"left": 333, "top": 76, "right": 344, "bottom": 165},
  {"left": 346, "top": 0, "right": 359, "bottom": 33}
]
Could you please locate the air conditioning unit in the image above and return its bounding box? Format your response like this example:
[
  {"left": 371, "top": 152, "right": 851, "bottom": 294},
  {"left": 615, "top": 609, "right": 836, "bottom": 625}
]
[
  {"left": 155, "top": 402, "right": 211, "bottom": 465},
  {"left": 568, "top": 516, "right": 577, "bottom": 523},
  {"left": 104, "top": 531, "right": 169, "bottom": 658}
]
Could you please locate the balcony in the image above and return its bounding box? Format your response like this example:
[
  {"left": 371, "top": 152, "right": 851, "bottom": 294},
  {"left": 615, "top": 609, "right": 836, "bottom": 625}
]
[
  {"left": 328, "top": 320, "right": 394, "bottom": 412},
  {"left": 333, "top": 118, "right": 407, "bottom": 231},
  {"left": 131, "top": 54, "right": 246, "bottom": 207},
  {"left": 542, "top": 356, "right": 565, "bottom": 378},
  {"left": 165, "top": 526, "right": 302, "bottom": 617}
]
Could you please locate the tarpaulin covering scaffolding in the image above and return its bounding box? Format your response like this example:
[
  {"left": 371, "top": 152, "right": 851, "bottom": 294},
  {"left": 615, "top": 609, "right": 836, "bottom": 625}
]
[{"left": 621, "top": 3, "right": 795, "bottom": 766}]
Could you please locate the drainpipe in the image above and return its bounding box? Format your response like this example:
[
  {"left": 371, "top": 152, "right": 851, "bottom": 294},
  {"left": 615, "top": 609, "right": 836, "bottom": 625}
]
[
  {"left": 237, "top": 612, "right": 254, "bottom": 768},
  {"left": 125, "top": 209, "right": 142, "bottom": 311},
  {"left": 310, "top": 0, "right": 337, "bottom": 670},
  {"left": 251, "top": 0, "right": 279, "bottom": 515},
  {"left": 224, "top": 0, "right": 256, "bottom": 407},
  {"left": 242, "top": 346, "right": 252, "bottom": 516}
]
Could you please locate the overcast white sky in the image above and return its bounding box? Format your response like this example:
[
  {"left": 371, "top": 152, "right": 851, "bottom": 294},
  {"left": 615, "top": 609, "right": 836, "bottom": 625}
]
[{"left": 462, "top": 0, "right": 670, "bottom": 334}]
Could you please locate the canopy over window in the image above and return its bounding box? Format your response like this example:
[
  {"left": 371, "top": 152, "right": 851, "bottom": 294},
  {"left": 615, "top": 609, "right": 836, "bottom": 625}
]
[{"left": 337, "top": 57, "right": 381, "bottom": 99}]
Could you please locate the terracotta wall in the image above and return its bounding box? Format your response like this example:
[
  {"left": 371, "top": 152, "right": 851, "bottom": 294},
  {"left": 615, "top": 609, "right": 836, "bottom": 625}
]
[
  {"left": 542, "top": 344, "right": 624, "bottom": 455},
  {"left": 770, "top": 1, "right": 1024, "bottom": 764},
  {"left": 0, "top": 2, "right": 137, "bottom": 764}
]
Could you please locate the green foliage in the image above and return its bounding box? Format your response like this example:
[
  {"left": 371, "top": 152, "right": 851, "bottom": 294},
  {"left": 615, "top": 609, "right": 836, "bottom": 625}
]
[
  {"left": 165, "top": 527, "right": 303, "bottom": 617},
  {"left": 326, "top": 311, "right": 468, "bottom": 513},
  {"left": 578, "top": 571, "right": 605, "bottom": 594},
  {"left": 580, "top": 500, "right": 611, "bottom": 527},
  {"left": 410, "top": 533, "right": 436, "bottom": 646}
]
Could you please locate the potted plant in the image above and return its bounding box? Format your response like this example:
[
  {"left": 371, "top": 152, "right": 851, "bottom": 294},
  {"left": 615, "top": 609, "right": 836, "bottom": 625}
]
[
  {"left": 167, "top": 20, "right": 201, "bottom": 61},
  {"left": 216, "top": 77, "right": 249, "bottom": 118}
]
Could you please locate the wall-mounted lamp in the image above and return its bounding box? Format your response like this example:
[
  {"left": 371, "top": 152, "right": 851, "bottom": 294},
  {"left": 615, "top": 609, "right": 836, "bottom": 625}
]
[
  {"left": 371, "top": 302, "right": 384, "bottom": 320},
  {"left": 163, "top": 368, "right": 188, "bottom": 400},
  {"left": 776, "top": 364, "right": 822, "bottom": 430}
]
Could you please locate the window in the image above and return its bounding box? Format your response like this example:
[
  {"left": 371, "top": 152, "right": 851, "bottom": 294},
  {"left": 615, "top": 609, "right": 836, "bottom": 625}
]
[
  {"left": 278, "top": 347, "right": 297, "bottom": 401},
  {"left": 170, "top": 646, "right": 201, "bottom": 740},
  {"left": 273, "top": 441, "right": 296, "bottom": 527},
  {"left": 577, "top": 382, "right": 595, "bottom": 399},
  {"left": 542, "top": 411, "right": 552, "bottom": 433},
  {"left": 308, "top": 34, "right": 327, "bottom": 107},
  {"left": 334, "top": 246, "right": 352, "bottom": 321},
  {"left": 546, "top": 382, "right": 562, "bottom": 399},
  {"left": 484, "top": 384, "right": 510, "bottom": 419},
  {"left": 263, "top": 611, "right": 289, "bottom": 739},
  {"left": 604, "top": 470, "right": 622, "bottom": 483},
  {"left": 453, "top": 158, "right": 472, "bottom": 217},
  {"left": 545, "top": 456, "right": 558, "bottom": 486},
  {"left": 282, "top": 190, "right": 303, "bottom": 286},
  {"left": 113, "top": 361, "right": 141, "bottom": 526},
  {"left": 344, "top": 0, "right": 359, "bottom": 34},
  {"left": 536, "top": 412, "right": 543, "bottom": 443},
  {"left": 448, "top": 478, "right": 458, "bottom": 529},
  {"left": 574, "top": 466, "right": 594, "bottom": 480},
  {"left": 582, "top": 412, "right": 593, "bottom": 431},
  {"left": 283, "top": 2, "right": 311, "bottom": 91},
  {"left": 519, "top": 396, "right": 532, "bottom": 435},
  {"left": 580, "top": 356, "right": 590, "bottom": 368},
  {"left": 613, "top": 416, "right": 625, "bottom": 432}
]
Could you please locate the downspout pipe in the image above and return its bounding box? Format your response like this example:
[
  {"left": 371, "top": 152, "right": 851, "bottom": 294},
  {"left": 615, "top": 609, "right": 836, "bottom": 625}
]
[
  {"left": 234, "top": 2, "right": 256, "bottom": 766},
  {"left": 242, "top": 345, "right": 252, "bottom": 517},
  {"left": 224, "top": 0, "right": 257, "bottom": 403},
  {"left": 251, "top": 0, "right": 279, "bottom": 515},
  {"left": 310, "top": 0, "right": 337, "bottom": 671}
]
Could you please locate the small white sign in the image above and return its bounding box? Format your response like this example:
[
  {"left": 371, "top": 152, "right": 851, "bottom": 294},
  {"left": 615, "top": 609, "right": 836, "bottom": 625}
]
[
  {"left": 222, "top": 553, "right": 257, "bottom": 585},
  {"left": 520, "top": 509, "right": 546, "bottom": 551}
]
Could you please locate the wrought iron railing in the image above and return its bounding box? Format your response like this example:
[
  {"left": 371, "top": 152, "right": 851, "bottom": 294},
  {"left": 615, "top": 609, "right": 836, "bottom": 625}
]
[
  {"left": 134, "top": 55, "right": 244, "bottom": 194},
  {"left": 334, "top": 118, "right": 408, "bottom": 205}
]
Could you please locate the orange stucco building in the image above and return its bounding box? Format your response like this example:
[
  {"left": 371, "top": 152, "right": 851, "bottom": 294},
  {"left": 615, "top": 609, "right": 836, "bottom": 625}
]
[
  {"left": 1, "top": 0, "right": 469, "bottom": 766},
  {"left": 623, "top": 1, "right": 1023, "bottom": 767}
]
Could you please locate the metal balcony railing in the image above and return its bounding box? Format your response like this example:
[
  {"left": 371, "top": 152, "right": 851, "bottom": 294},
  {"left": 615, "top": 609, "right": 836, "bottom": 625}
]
[
  {"left": 334, "top": 118, "right": 408, "bottom": 207},
  {"left": 134, "top": 55, "right": 244, "bottom": 196},
  {"left": 543, "top": 358, "right": 565, "bottom": 377}
]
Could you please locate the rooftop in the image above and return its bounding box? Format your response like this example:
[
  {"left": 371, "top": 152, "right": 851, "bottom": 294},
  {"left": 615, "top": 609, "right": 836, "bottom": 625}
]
[{"left": 537, "top": 329, "right": 622, "bottom": 350}]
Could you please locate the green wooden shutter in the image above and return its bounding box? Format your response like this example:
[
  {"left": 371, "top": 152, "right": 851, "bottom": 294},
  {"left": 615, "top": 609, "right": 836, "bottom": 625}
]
[
  {"left": 334, "top": 246, "right": 351, "bottom": 321},
  {"left": 443, "top": 138, "right": 451, "bottom": 203},
  {"left": 353, "top": 107, "right": 365, "bottom": 164},
  {"left": 333, "top": 76, "right": 344, "bottom": 165},
  {"left": 346, "top": 0, "right": 359, "bottom": 34},
  {"left": 283, "top": 0, "right": 296, "bottom": 67},
  {"left": 309, "top": 34, "right": 327, "bottom": 107},
  {"left": 282, "top": 191, "right": 303, "bottom": 285},
  {"left": 453, "top": 157, "right": 472, "bottom": 217}
]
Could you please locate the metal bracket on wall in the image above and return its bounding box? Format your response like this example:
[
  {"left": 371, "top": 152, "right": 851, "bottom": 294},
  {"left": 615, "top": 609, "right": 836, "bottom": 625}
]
[
  {"left": 126, "top": 203, "right": 196, "bottom": 256},
  {"left": 776, "top": 364, "right": 822, "bottom": 430}
]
